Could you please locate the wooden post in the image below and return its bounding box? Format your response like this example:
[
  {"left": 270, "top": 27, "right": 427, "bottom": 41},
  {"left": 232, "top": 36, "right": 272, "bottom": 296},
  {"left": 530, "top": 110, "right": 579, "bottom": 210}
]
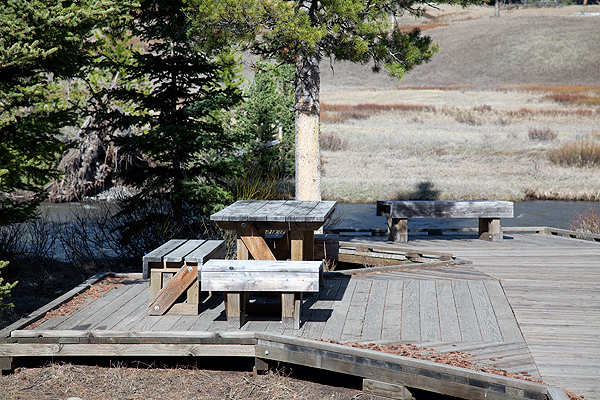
[
  {"left": 0, "top": 357, "right": 15, "bottom": 373},
  {"left": 237, "top": 238, "right": 249, "bottom": 260},
  {"left": 290, "top": 230, "right": 304, "bottom": 261},
  {"left": 281, "top": 292, "right": 303, "bottom": 329},
  {"left": 388, "top": 218, "right": 408, "bottom": 243},
  {"left": 479, "top": 218, "right": 503, "bottom": 242},
  {"left": 224, "top": 292, "right": 246, "bottom": 329},
  {"left": 363, "top": 379, "right": 414, "bottom": 400}
]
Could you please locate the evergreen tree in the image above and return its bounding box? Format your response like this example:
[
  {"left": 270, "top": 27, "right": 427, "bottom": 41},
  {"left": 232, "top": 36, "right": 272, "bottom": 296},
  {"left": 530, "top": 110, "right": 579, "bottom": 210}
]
[
  {"left": 236, "top": 63, "right": 295, "bottom": 179},
  {"left": 187, "top": 0, "right": 481, "bottom": 201},
  {"left": 0, "top": 0, "right": 130, "bottom": 223},
  {"left": 102, "top": 0, "right": 244, "bottom": 239}
]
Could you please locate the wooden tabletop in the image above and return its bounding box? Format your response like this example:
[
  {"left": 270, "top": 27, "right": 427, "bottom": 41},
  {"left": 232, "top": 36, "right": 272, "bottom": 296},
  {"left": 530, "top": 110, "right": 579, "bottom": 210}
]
[{"left": 211, "top": 200, "right": 337, "bottom": 231}]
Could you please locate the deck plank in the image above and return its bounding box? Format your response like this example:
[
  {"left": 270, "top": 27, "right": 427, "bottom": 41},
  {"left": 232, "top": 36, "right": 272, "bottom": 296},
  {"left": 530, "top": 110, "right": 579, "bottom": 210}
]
[
  {"left": 436, "top": 280, "right": 462, "bottom": 342},
  {"left": 361, "top": 280, "right": 388, "bottom": 341},
  {"left": 452, "top": 280, "right": 482, "bottom": 342},
  {"left": 420, "top": 280, "right": 441, "bottom": 342},
  {"left": 400, "top": 280, "right": 420, "bottom": 341}
]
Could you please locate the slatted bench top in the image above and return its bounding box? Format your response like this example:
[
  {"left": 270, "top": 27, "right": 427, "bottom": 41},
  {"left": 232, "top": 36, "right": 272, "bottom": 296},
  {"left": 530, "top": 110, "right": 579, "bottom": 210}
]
[
  {"left": 142, "top": 239, "right": 225, "bottom": 279},
  {"left": 200, "top": 259, "right": 322, "bottom": 293},
  {"left": 377, "top": 200, "right": 514, "bottom": 219}
]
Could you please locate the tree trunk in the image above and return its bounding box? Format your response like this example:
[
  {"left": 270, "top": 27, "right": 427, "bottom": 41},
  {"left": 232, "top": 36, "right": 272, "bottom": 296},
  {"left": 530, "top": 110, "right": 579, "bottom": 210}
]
[
  {"left": 495, "top": 0, "right": 500, "bottom": 17},
  {"left": 294, "top": 53, "right": 321, "bottom": 201}
]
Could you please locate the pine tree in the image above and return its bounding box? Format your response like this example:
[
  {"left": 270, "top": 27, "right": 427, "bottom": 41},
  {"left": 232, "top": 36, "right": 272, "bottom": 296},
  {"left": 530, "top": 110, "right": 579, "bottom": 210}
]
[
  {"left": 102, "top": 0, "right": 244, "bottom": 239},
  {"left": 187, "top": 0, "right": 481, "bottom": 201},
  {"left": 236, "top": 63, "right": 295, "bottom": 179},
  {"left": 0, "top": 0, "right": 130, "bottom": 223}
]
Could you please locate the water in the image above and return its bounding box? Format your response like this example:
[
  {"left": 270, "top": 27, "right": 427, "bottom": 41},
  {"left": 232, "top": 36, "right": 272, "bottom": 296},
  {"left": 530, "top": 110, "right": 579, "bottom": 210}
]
[{"left": 330, "top": 201, "right": 600, "bottom": 232}]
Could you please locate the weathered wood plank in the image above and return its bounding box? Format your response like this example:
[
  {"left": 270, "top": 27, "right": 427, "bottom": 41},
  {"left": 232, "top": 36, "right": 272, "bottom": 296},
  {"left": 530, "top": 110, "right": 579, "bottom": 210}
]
[
  {"left": 420, "top": 280, "right": 441, "bottom": 342},
  {"left": 361, "top": 280, "right": 388, "bottom": 342},
  {"left": 468, "top": 280, "right": 503, "bottom": 342},
  {"left": 436, "top": 280, "right": 462, "bottom": 342},
  {"left": 382, "top": 280, "right": 404, "bottom": 341},
  {"left": 321, "top": 278, "right": 357, "bottom": 341},
  {"left": 453, "top": 280, "right": 482, "bottom": 342},
  {"left": 341, "top": 279, "right": 372, "bottom": 341},
  {"left": 1, "top": 343, "right": 254, "bottom": 357},
  {"left": 377, "top": 201, "right": 514, "bottom": 219},
  {"left": 401, "top": 280, "right": 420, "bottom": 341}
]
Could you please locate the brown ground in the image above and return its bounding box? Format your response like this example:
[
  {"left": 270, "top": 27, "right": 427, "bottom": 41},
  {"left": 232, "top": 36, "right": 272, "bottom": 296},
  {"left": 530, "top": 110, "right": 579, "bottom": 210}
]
[{"left": 0, "top": 363, "right": 361, "bottom": 400}]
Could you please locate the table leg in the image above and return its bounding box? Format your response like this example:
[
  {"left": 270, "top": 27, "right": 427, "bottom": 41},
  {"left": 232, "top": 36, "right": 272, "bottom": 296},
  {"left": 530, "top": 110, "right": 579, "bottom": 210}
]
[
  {"left": 290, "top": 230, "right": 314, "bottom": 261},
  {"left": 237, "top": 238, "right": 249, "bottom": 260},
  {"left": 235, "top": 222, "right": 276, "bottom": 260}
]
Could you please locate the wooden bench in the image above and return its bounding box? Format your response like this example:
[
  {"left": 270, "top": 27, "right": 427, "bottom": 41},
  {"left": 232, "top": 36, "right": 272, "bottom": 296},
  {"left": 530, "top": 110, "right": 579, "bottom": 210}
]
[
  {"left": 377, "top": 200, "right": 514, "bottom": 243},
  {"left": 200, "top": 259, "right": 322, "bottom": 329},
  {"left": 144, "top": 239, "right": 225, "bottom": 315}
]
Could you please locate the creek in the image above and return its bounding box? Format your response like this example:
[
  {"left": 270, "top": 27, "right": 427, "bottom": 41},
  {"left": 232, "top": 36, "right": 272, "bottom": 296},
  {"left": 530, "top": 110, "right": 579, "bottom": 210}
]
[{"left": 40, "top": 200, "right": 599, "bottom": 231}]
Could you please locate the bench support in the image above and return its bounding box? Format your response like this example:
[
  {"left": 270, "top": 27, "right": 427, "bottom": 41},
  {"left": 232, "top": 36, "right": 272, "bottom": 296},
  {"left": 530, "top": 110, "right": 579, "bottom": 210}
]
[
  {"left": 224, "top": 292, "right": 248, "bottom": 329},
  {"left": 387, "top": 218, "right": 408, "bottom": 243},
  {"left": 479, "top": 218, "right": 503, "bottom": 242},
  {"left": 282, "top": 292, "right": 303, "bottom": 329},
  {"left": 223, "top": 292, "right": 303, "bottom": 329}
]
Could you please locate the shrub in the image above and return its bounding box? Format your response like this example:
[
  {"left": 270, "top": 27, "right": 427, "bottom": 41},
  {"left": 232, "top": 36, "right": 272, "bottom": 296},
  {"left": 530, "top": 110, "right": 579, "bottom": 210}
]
[
  {"left": 455, "top": 111, "right": 482, "bottom": 125},
  {"left": 570, "top": 205, "right": 600, "bottom": 234},
  {"left": 548, "top": 138, "right": 600, "bottom": 167},
  {"left": 0, "top": 261, "right": 17, "bottom": 310},
  {"left": 320, "top": 132, "right": 348, "bottom": 151},
  {"left": 529, "top": 127, "right": 557, "bottom": 142}
]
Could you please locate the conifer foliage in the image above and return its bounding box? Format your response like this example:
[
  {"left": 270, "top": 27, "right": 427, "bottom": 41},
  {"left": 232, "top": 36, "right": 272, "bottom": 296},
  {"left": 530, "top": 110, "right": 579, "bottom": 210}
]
[
  {"left": 102, "top": 0, "right": 244, "bottom": 239},
  {"left": 0, "top": 0, "right": 118, "bottom": 224},
  {"left": 236, "top": 63, "right": 295, "bottom": 179}
]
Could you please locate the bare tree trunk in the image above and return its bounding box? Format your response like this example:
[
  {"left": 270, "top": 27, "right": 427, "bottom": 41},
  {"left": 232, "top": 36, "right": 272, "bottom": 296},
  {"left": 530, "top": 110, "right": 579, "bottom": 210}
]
[
  {"left": 495, "top": 0, "right": 500, "bottom": 17},
  {"left": 294, "top": 52, "right": 321, "bottom": 201}
]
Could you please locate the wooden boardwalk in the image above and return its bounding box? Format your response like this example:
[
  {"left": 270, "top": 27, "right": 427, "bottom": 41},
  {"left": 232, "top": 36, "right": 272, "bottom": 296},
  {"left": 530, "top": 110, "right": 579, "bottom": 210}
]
[
  {"left": 343, "top": 232, "right": 600, "bottom": 400},
  {"left": 2, "top": 232, "right": 598, "bottom": 399}
]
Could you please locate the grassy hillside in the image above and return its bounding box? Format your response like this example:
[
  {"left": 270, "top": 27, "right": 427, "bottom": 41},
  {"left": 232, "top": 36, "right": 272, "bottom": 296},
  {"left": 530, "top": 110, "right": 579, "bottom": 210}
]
[
  {"left": 317, "top": 5, "right": 600, "bottom": 204},
  {"left": 320, "top": 5, "right": 600, "bottom": 91}
]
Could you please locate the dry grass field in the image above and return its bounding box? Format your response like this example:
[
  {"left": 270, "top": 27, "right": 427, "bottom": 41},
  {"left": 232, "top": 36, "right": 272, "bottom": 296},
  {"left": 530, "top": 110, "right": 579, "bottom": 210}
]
[{"left": 318, "top": 4, "right": 600, "bottom": 203}]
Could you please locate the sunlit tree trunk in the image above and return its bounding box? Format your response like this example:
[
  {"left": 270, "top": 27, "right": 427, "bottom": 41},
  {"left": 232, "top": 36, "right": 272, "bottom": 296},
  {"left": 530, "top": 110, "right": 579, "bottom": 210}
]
[
  {"left": 495, "top": 0, "right": 500, "bottom": 17},
  {"left": 294, "top": 52, "right": 321, "bottom": 201}
]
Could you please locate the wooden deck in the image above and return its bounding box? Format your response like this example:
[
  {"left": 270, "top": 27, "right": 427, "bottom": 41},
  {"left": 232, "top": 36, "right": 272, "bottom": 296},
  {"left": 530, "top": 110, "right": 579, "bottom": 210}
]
[
  {"left": 1, "top": 232, "right": 598, "bottom": 399},
  {"left": 342, "top": 232, "right": 600, "bottom": 400}
]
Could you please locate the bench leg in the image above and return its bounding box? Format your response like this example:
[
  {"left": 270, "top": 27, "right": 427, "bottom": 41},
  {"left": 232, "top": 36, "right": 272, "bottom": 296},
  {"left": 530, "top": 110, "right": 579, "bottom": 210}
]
[
  {"left": 224, "top": 292, "right": 246, "bottom": 329},
  {"left": 281, "top": 292, "right": 302, "bottom": 329},
  {"left": 479, "top": 218, "right": 503, "bottom": 242},
  {"left": 387, "top": 218, "right": 408, "bottom": 243}
]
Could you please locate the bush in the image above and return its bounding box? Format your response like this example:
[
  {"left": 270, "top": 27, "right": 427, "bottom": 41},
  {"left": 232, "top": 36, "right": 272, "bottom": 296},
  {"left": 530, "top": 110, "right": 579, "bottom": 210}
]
[
  {"left": 570, "top": 205, "right": 600, "bottom": 234},
  {"left": 0, "top": 261, "right": 17, "bottom": 310},
  {"left": 529, "top": 127, "right": 557, "bottom": 141},
  {"left": 320, "top": 132, "right": 348, "bottom": 151},
  {"left": 548, "top": 138, "right": 600, "bottom": 167}
]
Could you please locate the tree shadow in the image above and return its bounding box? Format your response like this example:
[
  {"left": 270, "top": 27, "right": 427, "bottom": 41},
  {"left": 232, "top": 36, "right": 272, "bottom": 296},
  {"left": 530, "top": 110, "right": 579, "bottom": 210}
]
[{"left": 394, "top": 181, "right": 440, "bottom": 201}]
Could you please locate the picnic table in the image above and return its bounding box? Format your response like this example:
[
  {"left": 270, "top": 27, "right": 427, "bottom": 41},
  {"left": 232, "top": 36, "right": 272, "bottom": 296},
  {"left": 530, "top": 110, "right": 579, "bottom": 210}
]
[
  {"left": 210, "top": 200, "right": 337, "bottom": 328},
  {"left": 210, "top": 200, "right": 337, "bottom": 261}
]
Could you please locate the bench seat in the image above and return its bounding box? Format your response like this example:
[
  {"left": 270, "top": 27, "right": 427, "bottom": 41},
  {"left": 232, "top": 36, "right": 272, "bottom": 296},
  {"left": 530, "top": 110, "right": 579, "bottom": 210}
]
[
  {"left": 201, "top": 259, "right": 322, "bottom": 329},
  {"left": 377, "top": 200, "right": 514, "bottom": 242},
  {"left": 144, "top": 239, "right": 225, "bottom": 315}
]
